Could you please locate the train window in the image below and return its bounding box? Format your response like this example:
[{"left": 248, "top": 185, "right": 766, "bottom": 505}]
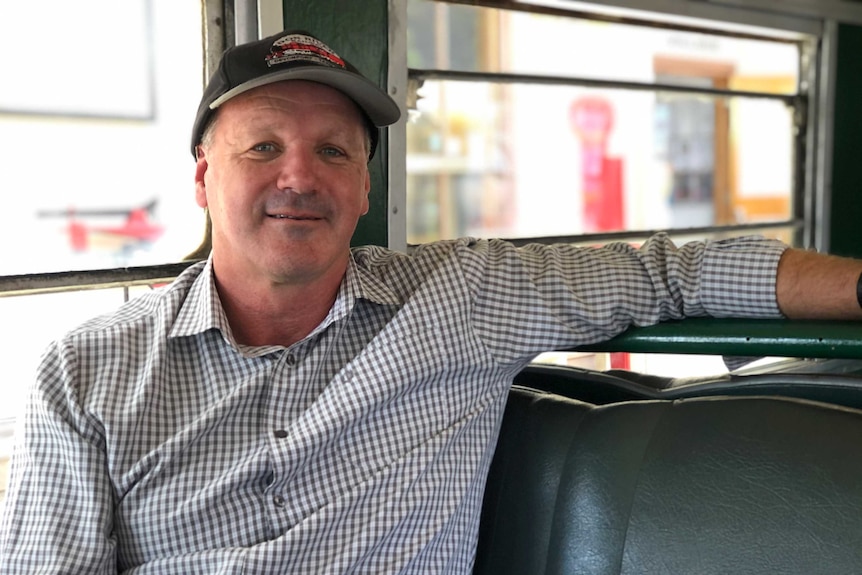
[
  {"left": 404, "top": 0, "right": 815, "bottom": 378},
  {"left": 405, "top": 0, "right": 807, "bottom": 247},
  {"left": 0, "top": 0, "right": 205, "bottom": 500},
  {"left": 0, "top": 0, "right": 205, "bottom": 277}
]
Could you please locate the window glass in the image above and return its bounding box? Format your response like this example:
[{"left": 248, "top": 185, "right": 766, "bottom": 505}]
[
  {"left": 0, "top": 0, "right": 205, "bottom": 276},
  {"left": 408, "top": 79, "right": 796, "bottom": 243},
  {"left": 406, "top": 0, "right": 801, "bottom": 245},
  {"left": 407, "top": 0, "right": 799, "bottom": 92}
]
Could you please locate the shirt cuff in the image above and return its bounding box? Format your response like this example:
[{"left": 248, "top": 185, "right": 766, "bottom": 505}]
[{"left": 700, "top": 236, "right": 788, "bottom": 318}]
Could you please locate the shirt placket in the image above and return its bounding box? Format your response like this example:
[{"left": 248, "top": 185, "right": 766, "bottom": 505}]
[{"left": 264, "top": 327, "right": 352, "bottom": 536}]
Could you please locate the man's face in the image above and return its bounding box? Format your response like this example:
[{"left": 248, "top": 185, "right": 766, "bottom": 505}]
[{"left": 195, "top": 80, "right": 371, "bottom": 289}]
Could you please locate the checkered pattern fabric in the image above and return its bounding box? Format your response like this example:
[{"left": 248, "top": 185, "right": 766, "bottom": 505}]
[{"left": 0, "top": 234, "right": 785, "bottom": 573}]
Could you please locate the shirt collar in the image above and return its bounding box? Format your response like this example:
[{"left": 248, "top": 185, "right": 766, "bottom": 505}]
[
  {"left": 169, "top": 251, "right": 402, "bottom": 342},
  {"left": 169, "top": 256, "right": 231, "bottom": 340}
]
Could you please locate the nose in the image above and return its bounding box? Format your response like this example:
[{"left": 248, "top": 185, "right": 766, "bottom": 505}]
[{"left": 275, "top": 145, "right": 319, "bottom": 194}]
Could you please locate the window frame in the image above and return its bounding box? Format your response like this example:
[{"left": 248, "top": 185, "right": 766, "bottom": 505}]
[{"left": 388, "top": 0, "right": 835, "bottom": 253}]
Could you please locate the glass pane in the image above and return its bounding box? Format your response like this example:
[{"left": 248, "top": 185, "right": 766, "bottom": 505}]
[
  {"left": 407, "top": 0, "right": 800, "bottom": 94},
  {"left": 0, "top": 0, "right": 205, "bottom": 276},
  {"left": 406, "top": 79, "right": 795, "bottom": 243}
]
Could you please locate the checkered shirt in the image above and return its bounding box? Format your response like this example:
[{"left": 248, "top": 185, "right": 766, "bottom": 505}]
[{"left": 0, "top": 234, "right": 786, "bottom": 573}]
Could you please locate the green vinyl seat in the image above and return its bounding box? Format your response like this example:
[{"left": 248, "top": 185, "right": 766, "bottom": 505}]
[{"left": 475, "top": 384, "right": 862, "bottom": 574}]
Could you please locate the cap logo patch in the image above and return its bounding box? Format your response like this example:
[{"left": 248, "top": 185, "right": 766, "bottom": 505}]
[{"left": 267, "top": 33, "right": 346, "bottom": 69}]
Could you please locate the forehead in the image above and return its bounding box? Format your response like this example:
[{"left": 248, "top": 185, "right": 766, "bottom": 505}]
[{"left": 218, "top": 80, "right": 366, "bottom": 127}]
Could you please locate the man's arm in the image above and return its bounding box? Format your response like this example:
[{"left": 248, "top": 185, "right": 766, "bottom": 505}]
[
  {"left": 0, "top": 341, "right": 116, "bottom": 573},
  {"left": 776, "top": 248, "right": 862, "bottom": 320}
]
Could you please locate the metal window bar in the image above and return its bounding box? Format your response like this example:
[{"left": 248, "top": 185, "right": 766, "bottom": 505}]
[
  {"left": 408, "top": 68, "right": 802, "bottom": 104},
  {"left": 438, "top": 0, "right": 812, "bottom": 44},
  {"left": 0, "top": 262, "right": 199, "bottom": 299}
]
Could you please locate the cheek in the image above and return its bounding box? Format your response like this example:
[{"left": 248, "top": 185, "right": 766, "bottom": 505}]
[
  {"left": 199, "top": 172, "right": 234, "bottom": 222},
  {"left": 205, "top": 170, "right": 245, "bottom": 211}
]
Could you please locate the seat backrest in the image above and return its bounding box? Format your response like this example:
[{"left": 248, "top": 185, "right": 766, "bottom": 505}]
[{"left": 475, "top": 386, "right": 862, "bottom": 575}]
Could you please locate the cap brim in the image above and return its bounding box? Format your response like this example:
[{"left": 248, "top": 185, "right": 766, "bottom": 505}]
[{"left": 209, "top": 66, "right": 400, "bottom": 127}]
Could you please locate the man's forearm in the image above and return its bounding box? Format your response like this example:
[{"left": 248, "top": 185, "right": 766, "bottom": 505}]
[{"left": 776, "top": 248, "right": 862, "bottom": 320}]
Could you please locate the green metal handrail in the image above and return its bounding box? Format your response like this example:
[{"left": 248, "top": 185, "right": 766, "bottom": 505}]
[{"left": 575, "top": 319, "right": 862, "bottom": 359}]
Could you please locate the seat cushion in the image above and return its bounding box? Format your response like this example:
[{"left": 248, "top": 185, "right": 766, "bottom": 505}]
[{"left": 476, "top": 386, "right": 862, "bottom": 574}]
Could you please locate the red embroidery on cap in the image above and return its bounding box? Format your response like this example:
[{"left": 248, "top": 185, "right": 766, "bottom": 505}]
[{"left": 266, "top": 34, "right": 346, "bottom": 69}]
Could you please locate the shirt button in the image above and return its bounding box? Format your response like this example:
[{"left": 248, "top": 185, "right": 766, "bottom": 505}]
[
  {"left": 273, "top": 495, "right": 285, "bottom": 507},
  {"left": 285, "top": 353, "right": 297, "bottom": 367},
  {"left": 274, "top": 429, "right": 288, "bottom": 439}
]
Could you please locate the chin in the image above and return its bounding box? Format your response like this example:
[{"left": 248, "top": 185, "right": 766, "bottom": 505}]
[{"left": 260, "top": 252, "right": 323, "bottom": 283}]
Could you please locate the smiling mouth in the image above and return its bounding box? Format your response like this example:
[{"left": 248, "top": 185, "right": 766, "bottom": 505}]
[{"left": 268, "top": 214, "right": 322, "bottom": 220}]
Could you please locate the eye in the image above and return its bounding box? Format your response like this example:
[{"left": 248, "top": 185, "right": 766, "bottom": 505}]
[
  {"left": 320, "top": 146, "right": 346, "bottom": 158},
  {"left": 251, "top": 142, "right": 278, "bottom": 154}
]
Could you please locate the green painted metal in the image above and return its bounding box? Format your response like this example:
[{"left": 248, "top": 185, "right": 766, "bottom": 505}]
[
  {"left": 280, "top": 0, "right": 390, "bottom": 247},
  {"left": 830, "top": 23, "right": 862, "bottom": 258},
  {"left": 576, "top": 318, "right": 862, "bottom": 359}
]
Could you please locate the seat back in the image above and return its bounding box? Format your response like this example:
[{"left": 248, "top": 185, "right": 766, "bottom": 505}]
[{"left": 476, "top": 386, "right": 862, "bottom": 574}]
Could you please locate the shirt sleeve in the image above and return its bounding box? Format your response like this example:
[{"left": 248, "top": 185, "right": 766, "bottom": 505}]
[
  {"left": 0, "top": 339, "right": 117, "bottom": 573},
  {"left": 459, "top": 232, "right": 788, "bottom": 363}
]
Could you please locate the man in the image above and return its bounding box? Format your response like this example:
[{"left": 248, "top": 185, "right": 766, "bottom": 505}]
[{"left": 2, "top": 30, "right": 861, "bottom": 574}]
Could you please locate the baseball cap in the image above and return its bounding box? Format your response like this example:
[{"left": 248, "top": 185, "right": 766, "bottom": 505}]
[{"left": 191, "top": 30, "right": 401, "bottom": 159}]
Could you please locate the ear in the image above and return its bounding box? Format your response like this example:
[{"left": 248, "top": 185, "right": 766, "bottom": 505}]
[
  {"left": 360, "top": 171, "right": 371, "bottom": 216},
  {"left": 194, "top": 146, "right": 209, "bottom": 208}
]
